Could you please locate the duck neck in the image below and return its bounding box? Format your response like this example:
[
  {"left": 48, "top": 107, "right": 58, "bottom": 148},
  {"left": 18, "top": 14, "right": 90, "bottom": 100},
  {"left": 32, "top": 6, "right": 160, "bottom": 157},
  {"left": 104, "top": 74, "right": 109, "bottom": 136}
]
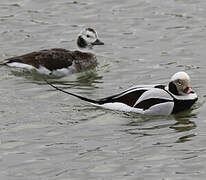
[{"left": 77, "top": 46, "right": 93, "bottom": 53}]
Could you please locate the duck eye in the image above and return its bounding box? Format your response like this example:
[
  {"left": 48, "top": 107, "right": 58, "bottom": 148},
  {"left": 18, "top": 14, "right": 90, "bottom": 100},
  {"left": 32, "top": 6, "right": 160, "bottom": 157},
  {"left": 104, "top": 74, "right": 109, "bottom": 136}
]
[{"left": 177, "top": 81, "right": 182, "bottom": 86}]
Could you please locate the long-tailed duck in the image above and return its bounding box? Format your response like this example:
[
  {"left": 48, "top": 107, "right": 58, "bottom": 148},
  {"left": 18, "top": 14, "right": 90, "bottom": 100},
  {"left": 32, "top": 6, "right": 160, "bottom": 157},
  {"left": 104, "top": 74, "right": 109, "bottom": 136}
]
[
  {"left": 46, "top": 71, "right": 198, "bottom": 115},
  {"left": 3, "top": 28, "right": 104, "bottom": 76}
]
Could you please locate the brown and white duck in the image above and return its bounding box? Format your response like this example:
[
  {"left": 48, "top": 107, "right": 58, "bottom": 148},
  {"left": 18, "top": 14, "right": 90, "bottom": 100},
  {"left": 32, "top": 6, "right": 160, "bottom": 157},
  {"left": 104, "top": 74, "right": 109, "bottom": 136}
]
[
  {"left": 3, "top": 28, "right": 104, "bottom": 76},
  {"left": 47, "top": 71, "right": 198, "bottom": 115}
]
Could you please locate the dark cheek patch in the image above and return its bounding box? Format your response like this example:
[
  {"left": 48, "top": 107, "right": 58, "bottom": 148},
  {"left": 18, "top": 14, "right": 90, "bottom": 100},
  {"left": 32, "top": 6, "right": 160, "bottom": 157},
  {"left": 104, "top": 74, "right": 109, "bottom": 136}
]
[
  {"left": 77, "top": 36, "right": 88, "bottom": 48},
  {"left": 168, "top": 82, "right": 179, "bottom": 95}
]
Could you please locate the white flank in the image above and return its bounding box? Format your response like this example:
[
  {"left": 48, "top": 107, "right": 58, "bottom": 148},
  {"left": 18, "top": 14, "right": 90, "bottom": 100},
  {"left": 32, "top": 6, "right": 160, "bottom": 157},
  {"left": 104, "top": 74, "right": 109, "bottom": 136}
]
[
  {"left": 92, "top": 102, "right": 144, "bottom": 114},
  {"left": 7, "top": 62, "right": 36, "bottom": 70},
  {"left": 7, "top": 62, "right": 76, "bottom": 77},
  {"left": 92, "top": 101, "right": 174, "bottom": 115},
  {"left": 37, "top": 66, "right": 51, "bottom": 75},
  {"left": 51, "top": 65, "right": 76, "bottom": 77},
  {"left": 143, "top": 102, "right": 174, "bottom": 115}
]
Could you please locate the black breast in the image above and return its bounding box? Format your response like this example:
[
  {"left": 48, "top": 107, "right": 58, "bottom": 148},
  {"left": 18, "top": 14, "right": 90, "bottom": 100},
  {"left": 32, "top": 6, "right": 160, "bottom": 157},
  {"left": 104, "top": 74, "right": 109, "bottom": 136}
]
[{"left": 172, "top": 98, "right": 198, "bottom": 113}]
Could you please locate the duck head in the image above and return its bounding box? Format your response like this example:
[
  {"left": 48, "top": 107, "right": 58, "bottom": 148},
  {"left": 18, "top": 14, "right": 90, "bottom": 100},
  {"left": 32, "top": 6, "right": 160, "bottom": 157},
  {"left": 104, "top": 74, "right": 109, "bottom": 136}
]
[
  {"left": 77, "top": 28, "right": 104, "bottom": 49},
  {"left": 168, "top": 71, "right": 192, "bottom": 95}
]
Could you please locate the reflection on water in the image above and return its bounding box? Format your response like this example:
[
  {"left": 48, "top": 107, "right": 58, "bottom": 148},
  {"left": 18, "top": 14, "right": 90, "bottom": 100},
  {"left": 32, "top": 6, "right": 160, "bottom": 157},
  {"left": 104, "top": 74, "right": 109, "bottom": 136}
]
[
  {"left": 121, "top": 110, "right": 197, "bottom": 144},
  {"left": 1, "top": 0, "right": 206, "bottom": 179},
  {"left": 10, "top": 68, "right": 103, "bottom": 90},
  {"left": 75, "top": 70, "right": 103, "bottom": 87},
  {"left": 175, "top": 133, "right": 196, "bottom": 143},
  {"left": 171, "top": 112, "right": 197, "bottom": 133}
]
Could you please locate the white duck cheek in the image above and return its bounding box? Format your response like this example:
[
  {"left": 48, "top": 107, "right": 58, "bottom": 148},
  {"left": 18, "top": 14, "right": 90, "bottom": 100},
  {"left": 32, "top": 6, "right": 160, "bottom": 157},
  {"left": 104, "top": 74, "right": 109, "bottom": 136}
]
[
  {"left": 86, "top": 37, "right": 97, "bottom": 44},
  {"left": 81, "top": 34, "right": 93, "bottom": 43}
]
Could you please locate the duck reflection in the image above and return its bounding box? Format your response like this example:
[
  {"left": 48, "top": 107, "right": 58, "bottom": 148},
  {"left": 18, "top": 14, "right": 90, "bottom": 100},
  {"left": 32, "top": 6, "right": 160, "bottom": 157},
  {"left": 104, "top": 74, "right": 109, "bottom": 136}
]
[
  {"left": 171, "top": 111, "right": 197, "bottom": 143},
  {"left": 50, "top": 70, "right": 103, "bottom": 90},
  {"left": 11, "top": 69, "right": 103, "bottom": 89},
  {"left": 170, "top": 111, "right": 197, "bottom": 133},
  {"left": 122, "top": 110, "right": 197, "bottom": 143}
]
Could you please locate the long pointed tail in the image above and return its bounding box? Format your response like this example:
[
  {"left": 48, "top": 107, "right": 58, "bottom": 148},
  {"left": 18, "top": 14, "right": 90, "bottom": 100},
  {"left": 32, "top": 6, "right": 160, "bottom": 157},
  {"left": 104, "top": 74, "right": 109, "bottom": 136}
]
[{"left": 45, "top": 80, "right": 99, "bottom": 104}]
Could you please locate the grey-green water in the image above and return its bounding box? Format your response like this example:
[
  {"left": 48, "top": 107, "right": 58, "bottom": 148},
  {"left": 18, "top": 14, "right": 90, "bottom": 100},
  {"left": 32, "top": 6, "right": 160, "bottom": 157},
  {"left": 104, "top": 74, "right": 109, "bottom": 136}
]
[{"left": 0, "top": 0, "right": 206, "bottom": 179}]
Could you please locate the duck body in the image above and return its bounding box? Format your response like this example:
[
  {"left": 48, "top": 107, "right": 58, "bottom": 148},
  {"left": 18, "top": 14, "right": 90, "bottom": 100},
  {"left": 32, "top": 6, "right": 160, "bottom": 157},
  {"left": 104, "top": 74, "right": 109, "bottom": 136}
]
[
  {"left": 94, "top": 84, "right": 198, "bottom": 115},
  {"left": 3, "top": 28, "right": 103, "bottom": 76},
  {"left": 47, "top": 71, "right": 198, "bottom": 116},
  {"left": 4, "top": 48, "right": 97, "bottom": 74}
]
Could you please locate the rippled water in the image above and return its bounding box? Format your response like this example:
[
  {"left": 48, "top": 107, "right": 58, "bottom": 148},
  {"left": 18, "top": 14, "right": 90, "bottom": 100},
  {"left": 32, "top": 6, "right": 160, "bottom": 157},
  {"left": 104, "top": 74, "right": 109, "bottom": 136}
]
[{"left": 0, "top": 0, "right": 206, "bottom": 179}]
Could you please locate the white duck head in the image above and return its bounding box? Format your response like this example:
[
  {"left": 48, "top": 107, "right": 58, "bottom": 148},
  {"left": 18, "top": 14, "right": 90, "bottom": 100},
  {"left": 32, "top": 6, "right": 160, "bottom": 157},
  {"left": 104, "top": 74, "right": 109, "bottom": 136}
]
[
  {"left": 168, "top": 71, "right": 192, "bottom": 96},
  {"left": 77, "top": 28, "right": 104, "bottom": 49}
]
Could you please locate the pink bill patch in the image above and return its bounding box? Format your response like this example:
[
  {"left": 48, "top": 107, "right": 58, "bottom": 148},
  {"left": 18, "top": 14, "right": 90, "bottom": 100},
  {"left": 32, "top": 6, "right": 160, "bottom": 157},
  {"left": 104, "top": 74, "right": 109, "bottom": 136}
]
[{"left": 187, "top": 87, "right": 192, "bottom": 94}]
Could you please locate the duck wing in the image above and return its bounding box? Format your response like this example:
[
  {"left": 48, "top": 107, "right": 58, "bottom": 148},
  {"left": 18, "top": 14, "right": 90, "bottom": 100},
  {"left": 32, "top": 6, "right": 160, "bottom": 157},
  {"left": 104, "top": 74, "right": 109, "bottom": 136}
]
[
  {"left": 4, "top": 48, "right": 74, "bottom": 71},
  {"left": 131, "top": 88, "right": 174, "bottom": 115},
  {"left": 98, "top": 87, "right": 148, "bottom": 106}
]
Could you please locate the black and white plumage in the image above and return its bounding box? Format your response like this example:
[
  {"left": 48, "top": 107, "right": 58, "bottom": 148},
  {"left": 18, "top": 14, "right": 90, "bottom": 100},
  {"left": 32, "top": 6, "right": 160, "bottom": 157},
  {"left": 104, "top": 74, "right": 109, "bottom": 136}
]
[
  {"left": 47, "top": 72, "right": 198, "bottom": 115},
  {"left": 3, "top": 28, "right": 104, "bottom": 76}
]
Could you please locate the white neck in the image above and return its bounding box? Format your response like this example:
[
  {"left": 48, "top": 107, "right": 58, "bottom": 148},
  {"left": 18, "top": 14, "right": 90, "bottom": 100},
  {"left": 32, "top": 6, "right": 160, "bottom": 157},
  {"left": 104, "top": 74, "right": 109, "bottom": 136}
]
[
  {"left": 76, "top": 46, "right": 93, "bottom": 53},
  {"left": 165, "top": 86, "right": 197, "bottom": 100}
]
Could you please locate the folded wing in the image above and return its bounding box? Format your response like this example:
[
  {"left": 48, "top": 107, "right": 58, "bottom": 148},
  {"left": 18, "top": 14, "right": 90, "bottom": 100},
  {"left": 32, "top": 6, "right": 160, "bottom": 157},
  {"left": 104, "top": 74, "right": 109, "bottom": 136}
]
[{"left": 5, "top": 48, "right": 74, "bottom": 71}]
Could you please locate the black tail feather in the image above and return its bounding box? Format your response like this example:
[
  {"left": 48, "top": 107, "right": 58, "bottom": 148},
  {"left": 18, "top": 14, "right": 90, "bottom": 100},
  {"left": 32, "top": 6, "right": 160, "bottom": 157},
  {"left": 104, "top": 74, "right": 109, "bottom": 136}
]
[{"left": 45, "top": 80, "right": 99, "bottom": 104}]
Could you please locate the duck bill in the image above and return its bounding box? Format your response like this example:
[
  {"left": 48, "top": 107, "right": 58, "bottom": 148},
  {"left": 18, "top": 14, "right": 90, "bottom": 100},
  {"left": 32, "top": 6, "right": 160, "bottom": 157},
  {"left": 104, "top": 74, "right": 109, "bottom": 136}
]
[
  {"left": 184, "top": 87, "right": 192, "bottom": 94},
  {"left": 91, "top": 39, "right": 104, "bottom": 45}
]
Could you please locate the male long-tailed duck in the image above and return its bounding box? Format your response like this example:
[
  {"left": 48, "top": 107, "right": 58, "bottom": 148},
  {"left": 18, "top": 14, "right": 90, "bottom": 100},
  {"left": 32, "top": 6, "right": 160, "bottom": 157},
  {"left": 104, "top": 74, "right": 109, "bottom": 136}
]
[
  {"left": 47, "top": 71, "right": 198, "bottom": 115},
  {"left": 3, "top": 28, "right": 104, "bottom": 76}
]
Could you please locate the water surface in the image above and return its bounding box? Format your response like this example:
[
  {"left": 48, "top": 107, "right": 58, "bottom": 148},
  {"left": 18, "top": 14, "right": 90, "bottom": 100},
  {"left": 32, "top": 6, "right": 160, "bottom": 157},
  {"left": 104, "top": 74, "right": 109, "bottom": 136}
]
[{"left": 0, "top": 0, "right": 206, "bottom": 179}]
